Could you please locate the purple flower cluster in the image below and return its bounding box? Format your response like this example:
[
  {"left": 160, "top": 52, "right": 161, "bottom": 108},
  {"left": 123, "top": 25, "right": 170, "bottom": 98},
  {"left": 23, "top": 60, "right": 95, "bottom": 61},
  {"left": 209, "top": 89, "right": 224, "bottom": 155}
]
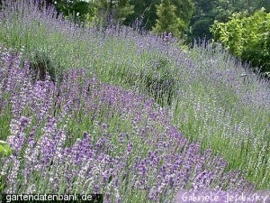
[{"left": 0, "top": 47, "right": 256, "bottom": 202}]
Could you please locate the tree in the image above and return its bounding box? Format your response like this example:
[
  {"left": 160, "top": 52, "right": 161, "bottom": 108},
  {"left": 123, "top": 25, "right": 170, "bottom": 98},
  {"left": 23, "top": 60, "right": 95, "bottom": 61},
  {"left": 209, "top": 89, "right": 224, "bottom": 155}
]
[
  {"left": 125, "top": 0, "right": 194, "bottom": 35},
  {"left": 125, "top": 0, "right": 159, "bottom": 30},
  {"left": 189, "top": 0, "right": 270, "bottom": 42},
  {"left": 53, "top": 0, "right": 95, "bottom": 24},
  {"left": 153, "top": 0, "right": 181, "bottom": 36},
  {"left": 92, "top": 0, "right": 134, "bottom": 27},
  {"left": 153, "top": 0, "right": 194, "bottom": 37},
  {"left": 211, "top": 9, "right": 270, "bottom": 74},
  {"left": 170, "top": 0, "right": 194, "bottom": 31}
]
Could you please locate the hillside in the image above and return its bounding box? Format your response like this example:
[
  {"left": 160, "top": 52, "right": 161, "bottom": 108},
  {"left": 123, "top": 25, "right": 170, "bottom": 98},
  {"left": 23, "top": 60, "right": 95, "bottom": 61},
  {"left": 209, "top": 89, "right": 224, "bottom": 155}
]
[{"left": 0, "top": 1, "right": 269, "bottom": 202}]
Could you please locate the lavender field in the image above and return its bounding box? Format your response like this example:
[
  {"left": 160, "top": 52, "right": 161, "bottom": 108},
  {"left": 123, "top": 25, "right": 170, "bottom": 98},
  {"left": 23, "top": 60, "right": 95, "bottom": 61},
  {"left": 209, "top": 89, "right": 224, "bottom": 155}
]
[{"left": 0, "top": 1, "right": 270, "bottom": 202}]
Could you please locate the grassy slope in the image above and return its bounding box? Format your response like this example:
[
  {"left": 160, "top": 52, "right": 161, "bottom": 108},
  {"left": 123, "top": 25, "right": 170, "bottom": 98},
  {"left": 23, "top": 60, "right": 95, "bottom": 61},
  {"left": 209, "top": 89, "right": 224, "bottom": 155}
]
[{"left": 0, "top": 2, "right": 269, "bottom": 190}]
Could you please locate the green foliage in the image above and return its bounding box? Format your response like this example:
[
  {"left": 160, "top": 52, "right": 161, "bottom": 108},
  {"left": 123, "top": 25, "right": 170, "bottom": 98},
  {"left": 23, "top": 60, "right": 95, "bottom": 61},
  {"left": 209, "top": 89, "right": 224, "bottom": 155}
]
[
  {"left": 0, "top": 174, "right": 6, "bottom": 197},
  {"left": 54, "top": 0, "right": 95, "bottom": 24},
  {"left": 0, "top": 140, "right": 12, "bottom": 157},
  {"left": 152, "top": 0, "right": 194, "bottom": 37},
  {"left": 29, "top": 49, "right": 62, "bottom": 83},
  {"left": 41, "top": 0, "right": 270, "bottom": 41},
  {"left": 125, "top": 0, "right": 158, "bottom": 30},
  {"left": 92, "top": 0, "right": 134, "bottom": 27},
  {"left": 189, "top": 0, "right": 270, "bottom": 41},
  {"left": 153, "top": 0, "right": 182, "bottom": 36},
  {"left": 189, "top": 0, "right": 231, "bottom": 41},
  {"left": 211, "top": 9, "right": 270, "bottom": 73},
  {"left": 0, "top": 140, "right": 12, "bottom": 194},
  {"left": 170, "top": 0, "right": 194, "bottom": 30},
  {"left": 124, "top": 0, "right": 194, "bottom": 37},
  {"left": 190, "top": 17, "right": 213, "bottom": 40}
]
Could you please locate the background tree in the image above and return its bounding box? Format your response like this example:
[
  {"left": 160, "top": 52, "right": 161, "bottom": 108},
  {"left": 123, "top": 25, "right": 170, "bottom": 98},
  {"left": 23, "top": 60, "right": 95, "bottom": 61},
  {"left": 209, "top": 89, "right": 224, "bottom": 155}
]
[
  {"left": 153, "top": 0, "right": 194, "bottom": 38},
  {"left": 92, "top": 0, "right": 134, "bottom": 27},
  {"left": 124, "top": 0, "right": 159, "bottom": 30},
  {"left": 124, "top": 0, "right": 194, "bottom": 36},
  {"left": 53, "top": 0, "right": 94, "bottom": 24},
  {"left": 152, "top": 0, "right": 183, "bottom": 37},
  {"left": 211, "top": 9, "right": 270, "bottom": 75},
  {"left": 188, "top": 0, "right": 270, "bottom": 42},
  {"left": 170, "top": 0, "right": 194, "bottom": 32}
]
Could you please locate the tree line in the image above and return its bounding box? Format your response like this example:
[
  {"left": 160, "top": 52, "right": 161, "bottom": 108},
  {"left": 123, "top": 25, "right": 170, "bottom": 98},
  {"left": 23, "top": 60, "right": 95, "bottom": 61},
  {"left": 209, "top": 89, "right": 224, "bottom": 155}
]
[
  {"left": 1, "top": 0, "right": 269, "bottom": 41},
  {"left": 35, "top": 1, "right": 269, "bottom": 39},
  {"left": 1, "top": 0, "right": 270, "bottom": 75}
]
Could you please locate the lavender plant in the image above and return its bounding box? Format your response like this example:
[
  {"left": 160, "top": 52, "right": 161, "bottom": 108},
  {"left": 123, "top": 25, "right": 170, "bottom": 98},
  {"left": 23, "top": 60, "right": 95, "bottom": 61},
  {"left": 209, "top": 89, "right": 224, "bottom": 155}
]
[
  {"left": 0, "top": 48, "right": 256, "bottom": 202},
  {"left": 0, "top": 0, "right": 269, "bottom": 195}
]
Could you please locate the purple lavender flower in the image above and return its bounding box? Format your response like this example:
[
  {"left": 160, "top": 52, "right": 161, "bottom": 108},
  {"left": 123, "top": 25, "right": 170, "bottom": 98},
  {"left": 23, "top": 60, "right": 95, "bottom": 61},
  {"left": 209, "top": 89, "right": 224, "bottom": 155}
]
[
  {"left": 0, "top": 2, "right": 261, "bottom": 200},
  {"left": 1, "top": 61, "right": 256, "bottom": 202}
]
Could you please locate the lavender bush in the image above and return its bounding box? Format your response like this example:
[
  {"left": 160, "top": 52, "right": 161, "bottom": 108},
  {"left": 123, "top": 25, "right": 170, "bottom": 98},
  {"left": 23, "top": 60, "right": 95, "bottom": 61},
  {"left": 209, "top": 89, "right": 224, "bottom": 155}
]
[
  {"left": 0, "top": 48, "right": 256, "bottom": 202},
  {"left": 0, "top": 0, "right": 269, "bottom": 198}
]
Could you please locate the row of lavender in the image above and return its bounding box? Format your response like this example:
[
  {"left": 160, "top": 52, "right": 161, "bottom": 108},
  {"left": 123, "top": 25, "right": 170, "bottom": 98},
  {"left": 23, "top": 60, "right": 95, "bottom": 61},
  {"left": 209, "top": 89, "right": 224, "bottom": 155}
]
[{"left": 0, "top": 46, "right": 257, "bottom": 202}]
